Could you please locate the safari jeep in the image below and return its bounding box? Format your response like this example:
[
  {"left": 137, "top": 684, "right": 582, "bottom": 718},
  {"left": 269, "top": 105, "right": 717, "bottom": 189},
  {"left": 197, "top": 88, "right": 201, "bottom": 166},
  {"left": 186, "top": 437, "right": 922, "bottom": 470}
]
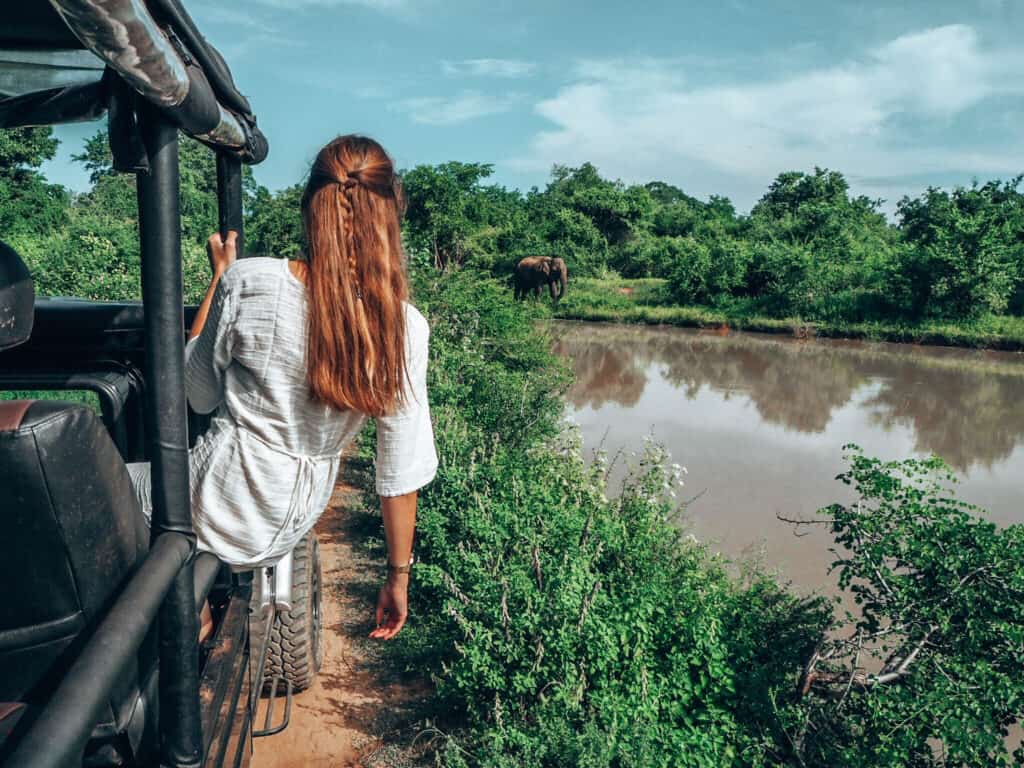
[{"left": 1, "top": 2, "right": 321, "bottom": 766}]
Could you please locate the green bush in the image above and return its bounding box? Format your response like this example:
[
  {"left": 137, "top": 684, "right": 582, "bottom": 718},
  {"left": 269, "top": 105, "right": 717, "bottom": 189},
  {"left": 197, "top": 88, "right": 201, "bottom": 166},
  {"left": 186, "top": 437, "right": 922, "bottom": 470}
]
[
  {"left": 369, "top": 269, "right": 828, "bottom": 766},
  {"left": 787, "top": 448, "right": 1024, "bottom": 767},
  {"left": 667, "top": 233, "right": 752, "bottom": 307},
  {"left": 895, "top": 180, "right": 1024, "bottom": 321}
]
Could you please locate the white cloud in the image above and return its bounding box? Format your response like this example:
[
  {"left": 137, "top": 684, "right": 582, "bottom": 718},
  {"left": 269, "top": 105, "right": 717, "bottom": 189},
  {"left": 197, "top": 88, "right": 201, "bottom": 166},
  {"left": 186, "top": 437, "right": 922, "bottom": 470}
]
[
  {"left": 441, "top": 58, "right": 537, "bottom": 78},
  {"left": 396, "top": 91, "right": 522, "bottom": 125},
  {"left": 515, "top": 25, "right": 1024, "bottom": 210}
]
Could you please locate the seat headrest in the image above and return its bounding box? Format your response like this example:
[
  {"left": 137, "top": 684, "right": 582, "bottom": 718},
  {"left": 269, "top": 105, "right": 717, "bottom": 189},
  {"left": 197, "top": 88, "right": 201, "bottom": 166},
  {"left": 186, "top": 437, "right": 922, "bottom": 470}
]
[{"left": 0, "top": 242, "right": 34, "bottom": 352}]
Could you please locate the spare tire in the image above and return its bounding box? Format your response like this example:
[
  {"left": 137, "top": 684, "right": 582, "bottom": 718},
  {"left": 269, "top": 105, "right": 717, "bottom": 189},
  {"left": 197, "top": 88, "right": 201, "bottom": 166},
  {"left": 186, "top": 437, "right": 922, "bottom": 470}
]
[{"left": 250, "top": 530, "right": 323, "bottom": 693}]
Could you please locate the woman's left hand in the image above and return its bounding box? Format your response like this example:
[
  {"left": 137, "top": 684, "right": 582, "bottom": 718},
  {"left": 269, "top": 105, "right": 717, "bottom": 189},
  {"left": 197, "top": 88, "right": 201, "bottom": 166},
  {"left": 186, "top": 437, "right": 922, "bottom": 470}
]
[
  {"left": 207, "top": 231, "right": 238, "bottom": 276},
  {"left": 370, "top": 574, "right": 408, "bottom": 640}
]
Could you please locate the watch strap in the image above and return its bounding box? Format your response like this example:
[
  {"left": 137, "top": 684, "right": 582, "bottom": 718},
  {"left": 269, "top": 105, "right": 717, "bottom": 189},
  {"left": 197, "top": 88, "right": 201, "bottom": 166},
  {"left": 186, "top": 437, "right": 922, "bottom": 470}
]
[{"left": 387, "top": 555, "right": 414, "bottom": 575}]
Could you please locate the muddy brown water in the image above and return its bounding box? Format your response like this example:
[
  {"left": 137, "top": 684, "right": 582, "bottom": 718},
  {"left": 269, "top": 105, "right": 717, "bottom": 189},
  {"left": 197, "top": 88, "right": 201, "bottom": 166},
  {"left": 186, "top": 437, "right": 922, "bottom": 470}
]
[{"left": 554, "top": 321, "right": 1024, "bottom": 596}]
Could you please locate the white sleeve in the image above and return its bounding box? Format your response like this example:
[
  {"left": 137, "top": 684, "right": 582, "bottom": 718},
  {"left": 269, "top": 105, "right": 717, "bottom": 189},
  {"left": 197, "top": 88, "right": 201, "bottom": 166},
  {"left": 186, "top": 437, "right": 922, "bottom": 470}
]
[
  {"left": 184, "top": 273, "right": 236, "bottom": 415},
  {"left": 375, "top": 310, "right": 439, "bottom": 497}
]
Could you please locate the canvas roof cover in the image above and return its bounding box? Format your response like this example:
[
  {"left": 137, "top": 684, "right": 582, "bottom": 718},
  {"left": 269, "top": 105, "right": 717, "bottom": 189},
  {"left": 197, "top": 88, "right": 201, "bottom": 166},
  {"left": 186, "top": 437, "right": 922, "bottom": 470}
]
[{"left": 0, "top": 1, "right": 268, "bottom": 164}]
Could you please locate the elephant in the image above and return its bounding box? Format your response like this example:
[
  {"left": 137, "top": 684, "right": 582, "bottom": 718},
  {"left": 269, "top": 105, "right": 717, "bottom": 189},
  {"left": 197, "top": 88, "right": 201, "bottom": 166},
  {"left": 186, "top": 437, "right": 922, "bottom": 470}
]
[{"left": 514, "top": 256, "right": 568, "bottom": 302}]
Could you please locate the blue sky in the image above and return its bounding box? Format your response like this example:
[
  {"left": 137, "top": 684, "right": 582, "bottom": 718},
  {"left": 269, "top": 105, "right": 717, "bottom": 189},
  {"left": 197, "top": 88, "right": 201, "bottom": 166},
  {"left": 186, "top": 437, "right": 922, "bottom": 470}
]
[{"left": 44, "top": 0, "right": 1024, "bottom": 213}]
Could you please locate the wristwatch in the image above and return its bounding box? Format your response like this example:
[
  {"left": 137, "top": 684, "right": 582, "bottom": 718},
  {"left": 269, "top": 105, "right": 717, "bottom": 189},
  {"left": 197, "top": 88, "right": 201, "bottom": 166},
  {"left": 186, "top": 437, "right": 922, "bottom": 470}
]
[{"left": 388, "top": 554, "right": 414, "bottom": 575}]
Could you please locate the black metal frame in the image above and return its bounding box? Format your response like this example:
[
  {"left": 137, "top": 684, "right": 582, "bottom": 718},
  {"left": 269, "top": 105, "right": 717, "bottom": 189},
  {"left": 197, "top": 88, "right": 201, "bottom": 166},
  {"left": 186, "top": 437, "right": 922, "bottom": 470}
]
[
  {"left": 1, "top": 113, "right": 270, "bottom": 767},
  {"left": 0, "top": 365, "right": 145, "bottom": 456},
  {"left": 5, "top": 534, "right": 193, "bottom": 767},
  {"left": 0, "top": 1, "right": 282, "bottom": 763},
  {"left": 216, "top": 154, "right": 245, "bottom": 254},
  {"left": 137, "top": 107, "right": 204, "bottom": 768}
]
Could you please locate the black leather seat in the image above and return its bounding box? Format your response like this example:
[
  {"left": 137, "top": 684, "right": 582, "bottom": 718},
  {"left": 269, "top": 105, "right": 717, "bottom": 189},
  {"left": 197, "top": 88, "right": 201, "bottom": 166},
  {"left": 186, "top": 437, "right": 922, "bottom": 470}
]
[{"left": 0, "top": 243, "right": 156, "bottom": 764}]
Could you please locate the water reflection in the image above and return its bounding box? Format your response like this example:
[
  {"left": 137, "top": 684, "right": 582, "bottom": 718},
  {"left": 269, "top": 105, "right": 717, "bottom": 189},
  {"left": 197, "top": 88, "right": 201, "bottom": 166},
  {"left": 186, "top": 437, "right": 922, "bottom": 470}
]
[
  {"left": 556, "top": 323, "right": 1024, "bottom": 472},
  {"left": 555, "top": 321, "right": 1024, "bottom": 593}
]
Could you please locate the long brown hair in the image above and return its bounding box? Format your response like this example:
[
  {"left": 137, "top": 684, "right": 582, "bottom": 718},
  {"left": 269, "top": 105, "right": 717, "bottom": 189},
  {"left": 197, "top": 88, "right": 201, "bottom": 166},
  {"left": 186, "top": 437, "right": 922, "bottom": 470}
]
[{"left": 301, "top": 135, "right": 409, "bottom": 417}]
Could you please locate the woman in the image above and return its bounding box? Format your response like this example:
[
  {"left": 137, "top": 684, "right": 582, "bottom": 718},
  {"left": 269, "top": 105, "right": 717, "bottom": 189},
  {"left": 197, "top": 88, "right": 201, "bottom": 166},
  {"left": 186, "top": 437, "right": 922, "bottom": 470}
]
[{"left": 130, "top": 135, "right": 437, "bottom": 640}]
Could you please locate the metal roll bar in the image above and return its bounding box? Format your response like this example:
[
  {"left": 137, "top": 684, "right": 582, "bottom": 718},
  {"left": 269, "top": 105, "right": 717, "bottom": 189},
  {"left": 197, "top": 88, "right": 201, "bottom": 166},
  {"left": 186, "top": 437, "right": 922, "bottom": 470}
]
[
  {"left": 136, "top": 104, "right": 204, "bottom": 768},
  {"left": 216, "top": 154, "right": 245, "bottom": 257},
  {"left": 47, "top": 0, "right": 254, "bottom": 153},
  {"left": 3, "top": 74, "right": 265, "bottom": 768},
  {"left": 4, "top": 533, "right": 193, "bottom": 768},
  {"left": 48, "top": 0, "right": 189, "bottom": 107}
]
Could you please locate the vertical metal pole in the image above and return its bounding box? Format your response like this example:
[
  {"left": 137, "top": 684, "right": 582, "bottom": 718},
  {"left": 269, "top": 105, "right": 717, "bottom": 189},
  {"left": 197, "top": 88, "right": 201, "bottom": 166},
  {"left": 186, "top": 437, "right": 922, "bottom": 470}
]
[
  {"left": 136, "top": 105, "right": 203, "bottom": 768},
  {"left": 216, "top": 153, "right": 245, "bottom": 258}
]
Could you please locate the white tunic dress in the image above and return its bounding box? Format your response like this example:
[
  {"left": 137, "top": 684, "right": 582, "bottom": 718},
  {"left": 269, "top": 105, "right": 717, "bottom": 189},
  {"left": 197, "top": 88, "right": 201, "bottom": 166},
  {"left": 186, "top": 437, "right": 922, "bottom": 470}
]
[{"left": 128, "top": 257, "right": 438, "bottom": 568}]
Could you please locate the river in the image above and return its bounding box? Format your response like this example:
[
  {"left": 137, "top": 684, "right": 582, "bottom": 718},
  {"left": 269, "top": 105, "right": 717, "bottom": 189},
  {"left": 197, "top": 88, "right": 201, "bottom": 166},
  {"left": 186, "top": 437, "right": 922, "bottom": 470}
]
[{"left": 554, "top": 320, "right": 1024, "bottom": 595}]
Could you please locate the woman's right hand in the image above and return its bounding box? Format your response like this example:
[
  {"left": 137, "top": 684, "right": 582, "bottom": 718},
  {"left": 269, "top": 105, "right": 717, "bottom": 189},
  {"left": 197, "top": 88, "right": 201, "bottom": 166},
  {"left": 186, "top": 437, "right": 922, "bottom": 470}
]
[
  {"left": 370, "top": 574, "right": 409, "bottom": 640},
  {"left": 207, "top": 231, "right": 238, "bottom": 276}
]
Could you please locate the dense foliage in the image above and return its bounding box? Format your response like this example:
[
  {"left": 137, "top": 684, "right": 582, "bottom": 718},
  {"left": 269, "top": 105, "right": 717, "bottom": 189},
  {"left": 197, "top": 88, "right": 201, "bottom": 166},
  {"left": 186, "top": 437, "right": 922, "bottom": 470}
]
[
  {"left": 398, "top": 160, "right": 1024, "bottom": 327},
  {"left": 374, "top": 272, "right": 1024, "bottom": 766},
  {"left": 787, "top": 449, "right": 1024, "bottom": 766},
  {"left": 364, "top": 271, "right": 828, "bottom": 766},
  {"left": 554, "top": 277, "right": 1024, "bottom": 350},
  {"left": 6, "top": 128, "right": 1022, "bottom": 329},
  {"left": 2, "top": 127, "right": 256, "bottom": 302},
  {"left": 3, "top": 127, "right": 1022, "bottom": 765}
]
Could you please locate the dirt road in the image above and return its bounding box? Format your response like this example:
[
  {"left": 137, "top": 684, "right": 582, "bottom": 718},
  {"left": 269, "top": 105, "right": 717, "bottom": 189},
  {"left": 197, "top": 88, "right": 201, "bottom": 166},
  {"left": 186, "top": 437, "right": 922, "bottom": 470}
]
[{"left": 252, "top": 478, "right": 429, "bottom": 768}]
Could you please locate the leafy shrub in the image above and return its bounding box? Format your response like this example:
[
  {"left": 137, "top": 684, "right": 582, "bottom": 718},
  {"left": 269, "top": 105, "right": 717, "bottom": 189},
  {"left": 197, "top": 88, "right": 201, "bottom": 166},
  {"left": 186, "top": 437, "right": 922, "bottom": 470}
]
[
  {"left": 744, "top": 240, "right": 816, "bottom": 317},
  {"left": 363, "top": 272, "right": 1024, "bottom": 766},
  {"left": 895, "top": 181, "right": 1024, "bottom": 320},
  {"left": 667, "top": 233, "right": 752, "bottom": 306},
  {"left": 783, "top": 448, "right": 1024, "bottom": 767},
  {"left": 368, "top": 269, "right": 828, "bottom": 766},
  {"left": 544, "top": 208, "right": 608, "bottom": 278}
]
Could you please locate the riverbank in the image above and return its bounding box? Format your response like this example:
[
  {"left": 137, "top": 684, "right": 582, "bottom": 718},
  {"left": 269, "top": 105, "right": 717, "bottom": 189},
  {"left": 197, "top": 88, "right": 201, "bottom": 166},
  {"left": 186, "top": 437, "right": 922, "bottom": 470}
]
[{"left": 554, "top": 278, "right": 1024, "bottom": 351}]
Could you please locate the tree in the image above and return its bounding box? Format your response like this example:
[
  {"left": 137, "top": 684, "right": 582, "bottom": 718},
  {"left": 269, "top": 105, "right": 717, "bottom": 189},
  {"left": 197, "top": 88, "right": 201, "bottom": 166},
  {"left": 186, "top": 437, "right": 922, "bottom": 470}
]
[
  {"left": 23, "top": 129, "right": 254, "bottom": 302},
  {"left": 748, "top": 168, "right": 897, "bottom": 320},
  {"left": 71, "top": 128, "right": 258, "bottom": 246},
  {"left": 402, "top": 162, "right": 501, "bottom": 270},
  {"left": 896, "top": 180, "right": 1024, "bottom": 320},
  {"left": 544, "top": 163, "right": 648, "bottom": 247},
  {"left": 71, "top": 131, "right": 117, "bottom": 185},
  {"left": 612, "top": 230, "right": 677, "bottom": 277},
  {"left": 666, "top": 229, "right": 752, "bottom": 306},
  {"left": 643, "top": 180, "right": 700, "bottom": 208},
  {"left": 247, "top": 184, "right": 304, "bottom": 259},
  {"left": 545, "top": 208, "right": 608, "bottom": 277},
  {"left": 0, "top": 127, "right": 68, "bottom": 242}
]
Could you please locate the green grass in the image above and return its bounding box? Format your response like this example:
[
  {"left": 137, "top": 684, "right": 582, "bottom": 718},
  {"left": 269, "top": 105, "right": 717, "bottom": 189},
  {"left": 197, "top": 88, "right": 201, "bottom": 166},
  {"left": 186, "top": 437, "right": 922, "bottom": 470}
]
[{"left": 555, "top": 278, "right": 1024, "bottom": 351}]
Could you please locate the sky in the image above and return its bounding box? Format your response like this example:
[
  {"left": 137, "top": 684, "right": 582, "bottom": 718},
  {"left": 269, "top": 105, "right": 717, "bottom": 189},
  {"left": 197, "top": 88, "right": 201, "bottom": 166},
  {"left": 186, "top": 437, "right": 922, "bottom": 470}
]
[{"left": 43, "top": 0, "right": 1024, "bottom": 213}]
